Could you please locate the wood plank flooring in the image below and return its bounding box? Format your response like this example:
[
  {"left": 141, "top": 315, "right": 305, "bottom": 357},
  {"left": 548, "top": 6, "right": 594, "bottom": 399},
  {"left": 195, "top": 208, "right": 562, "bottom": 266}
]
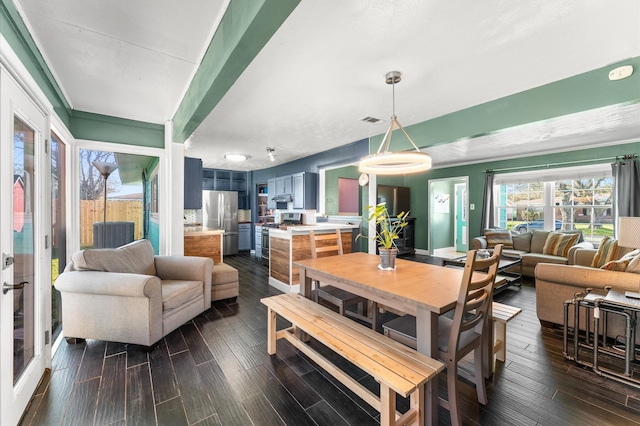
[{"left": 20, "top": 253, "right": 640, "bottom": 425}]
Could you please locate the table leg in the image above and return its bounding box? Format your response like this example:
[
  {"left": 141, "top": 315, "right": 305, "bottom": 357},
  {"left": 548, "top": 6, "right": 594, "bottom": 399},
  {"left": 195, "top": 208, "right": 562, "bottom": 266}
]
[
  {"left": 297, "top": 268, "right": 311, "bottom": 342},
  {"left": 299, "top": 268, "right": 312, "bottom": 299},
  {"left": 416, "top": 306, "right": 439, "bottom": 426}
]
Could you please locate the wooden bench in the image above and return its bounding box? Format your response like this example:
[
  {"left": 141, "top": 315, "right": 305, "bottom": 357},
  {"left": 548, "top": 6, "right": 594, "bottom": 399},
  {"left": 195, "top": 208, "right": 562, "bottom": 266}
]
[
  {"left": 491, "top": 302, "right": 522, "bottom": 364},
  {"left": 261, "top": 293, "right": 444, "bottom": 426}
]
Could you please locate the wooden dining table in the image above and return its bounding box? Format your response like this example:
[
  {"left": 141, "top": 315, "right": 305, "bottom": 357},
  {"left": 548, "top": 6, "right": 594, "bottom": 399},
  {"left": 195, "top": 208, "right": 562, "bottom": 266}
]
[{"left": 294, "top": 252, "right": 472, "bottom": 426}]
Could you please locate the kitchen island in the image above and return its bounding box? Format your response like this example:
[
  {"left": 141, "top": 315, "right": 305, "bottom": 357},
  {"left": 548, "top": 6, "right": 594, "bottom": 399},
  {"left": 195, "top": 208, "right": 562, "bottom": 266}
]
[
  {"left": 267, "top": 223, "right": 359, "bottom": 293},
  {"left": 184, "top": 226, "right": 225, "bottom": 264}
]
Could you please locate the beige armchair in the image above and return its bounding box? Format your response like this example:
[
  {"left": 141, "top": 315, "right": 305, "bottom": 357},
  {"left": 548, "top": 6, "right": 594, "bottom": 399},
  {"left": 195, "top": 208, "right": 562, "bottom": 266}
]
[{"left": 54, "top": 239, "right": 213, "bottom": 347}]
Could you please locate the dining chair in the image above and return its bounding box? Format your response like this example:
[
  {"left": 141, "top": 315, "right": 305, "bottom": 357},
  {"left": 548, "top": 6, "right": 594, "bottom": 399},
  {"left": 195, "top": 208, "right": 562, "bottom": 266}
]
[
  {"left": 381, "top": 244, "right": 503, "bottom": 426},
  {"left": 309, "top": 230, "right": 377, "bottom": 329}
]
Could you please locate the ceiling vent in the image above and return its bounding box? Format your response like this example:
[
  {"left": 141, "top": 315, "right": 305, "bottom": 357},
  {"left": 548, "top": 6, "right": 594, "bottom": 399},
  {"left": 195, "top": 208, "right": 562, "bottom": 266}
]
[{"left": 360, "top": 116, "right": 384, "bottom": 124}]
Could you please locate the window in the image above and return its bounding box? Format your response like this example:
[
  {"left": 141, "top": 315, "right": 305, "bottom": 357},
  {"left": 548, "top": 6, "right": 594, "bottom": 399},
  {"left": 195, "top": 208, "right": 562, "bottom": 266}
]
[
  {"left": 493, "top": 165, "right": 613, "bottom": 243},
  {"left": 151, "top": 174, "right": 159, "bottom": 215}
]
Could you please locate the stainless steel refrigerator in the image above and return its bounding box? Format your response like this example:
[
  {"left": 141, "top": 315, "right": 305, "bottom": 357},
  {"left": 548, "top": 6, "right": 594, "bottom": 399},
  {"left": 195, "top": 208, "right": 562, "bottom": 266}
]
[{"left": 203, "top": 190, "right": 238, "bottom": 256}]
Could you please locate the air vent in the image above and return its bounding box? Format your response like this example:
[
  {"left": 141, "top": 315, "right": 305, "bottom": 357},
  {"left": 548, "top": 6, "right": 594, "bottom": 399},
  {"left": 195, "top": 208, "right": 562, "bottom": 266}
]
[{"left": 360, "top": 116, "right": 384, "bottom": 124}]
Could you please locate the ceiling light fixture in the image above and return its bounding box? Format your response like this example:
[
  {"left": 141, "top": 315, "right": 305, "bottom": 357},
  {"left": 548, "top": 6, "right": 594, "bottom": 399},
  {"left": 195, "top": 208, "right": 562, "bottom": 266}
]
[
  {"left": 224, "top": 153, "right": 247, "bottom": 162},
  {"left": 359, "top": 71, "right": 432, "bottom": 175},
  {"left": 266, "top": 147, "right": 277, "bottom": 162}
]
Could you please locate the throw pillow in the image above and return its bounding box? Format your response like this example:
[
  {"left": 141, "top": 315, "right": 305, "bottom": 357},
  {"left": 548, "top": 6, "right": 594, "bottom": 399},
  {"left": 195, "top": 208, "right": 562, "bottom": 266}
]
[
  {"left": 71, "top": 239, "right": 156, "bottom": 276},
  {"left": 591, "top": 236, "right": 618, "bottom": 268},
  {"left": 626, "top": 253, "right": 640, "bottom": 274},
  {"left": 542, "top": 232, "right": 580, "bottom": 257},
  {"left": 485, "top": 230, "right": 513, "bottom": 248},
  {"left": 601, "top": 259, "right": 630, "bottom": 271}
]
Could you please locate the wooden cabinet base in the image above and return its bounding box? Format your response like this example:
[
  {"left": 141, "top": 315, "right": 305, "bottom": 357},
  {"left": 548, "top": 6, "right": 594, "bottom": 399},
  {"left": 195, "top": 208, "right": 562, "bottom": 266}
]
[{"left": 185, "top": 234, "right": 222, "bottom": 264}]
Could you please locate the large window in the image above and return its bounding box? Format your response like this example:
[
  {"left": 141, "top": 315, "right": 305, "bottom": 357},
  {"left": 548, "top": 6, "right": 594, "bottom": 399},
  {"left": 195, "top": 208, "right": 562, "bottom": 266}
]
[{"left": 494, "top": 165, "right": 613, "bottom": 243}]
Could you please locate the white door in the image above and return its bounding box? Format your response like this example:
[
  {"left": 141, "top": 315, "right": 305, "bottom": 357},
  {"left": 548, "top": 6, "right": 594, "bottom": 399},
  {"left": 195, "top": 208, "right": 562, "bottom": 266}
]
[{"left": 0, "top": 68, "right": 50, "bottom": 425}]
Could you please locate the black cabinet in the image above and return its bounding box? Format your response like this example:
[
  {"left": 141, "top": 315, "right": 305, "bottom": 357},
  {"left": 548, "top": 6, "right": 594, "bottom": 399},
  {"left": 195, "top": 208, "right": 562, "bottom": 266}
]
[{"left": 184, "top": 157, "right": 203, "bottom": 209}]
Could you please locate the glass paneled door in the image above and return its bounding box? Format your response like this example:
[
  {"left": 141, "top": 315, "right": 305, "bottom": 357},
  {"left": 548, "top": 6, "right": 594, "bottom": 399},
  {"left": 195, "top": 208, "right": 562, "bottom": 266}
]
[{"left": 1, "top": 68, "right": 50, "bottom": 425}]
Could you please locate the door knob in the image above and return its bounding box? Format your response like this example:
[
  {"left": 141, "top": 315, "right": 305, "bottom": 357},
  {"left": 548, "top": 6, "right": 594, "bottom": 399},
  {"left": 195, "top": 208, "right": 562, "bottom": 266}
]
[{"left": 3, "top": 281, "right": 29, "bottom": 295}]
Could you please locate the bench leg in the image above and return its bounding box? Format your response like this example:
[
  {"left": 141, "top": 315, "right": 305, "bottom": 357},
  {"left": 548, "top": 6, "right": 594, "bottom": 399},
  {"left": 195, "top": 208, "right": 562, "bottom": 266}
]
[
  {"left": 495, "top": 321, "right": 507, "bottom": 362},
  {"left": 267, "top": 307, "right": 276, "bottom": 355},
  {"left": 379, "top": 384, "right": 396, "bottom": 426}
]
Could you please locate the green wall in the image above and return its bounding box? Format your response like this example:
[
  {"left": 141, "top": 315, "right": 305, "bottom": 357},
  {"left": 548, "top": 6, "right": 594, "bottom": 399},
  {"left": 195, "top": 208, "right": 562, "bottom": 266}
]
[
  {"left": 325, "top": 141, "right": 640, "bottom": 252},
  {"left": 369, "top": 57, "right": 640, "bottom": 153}
]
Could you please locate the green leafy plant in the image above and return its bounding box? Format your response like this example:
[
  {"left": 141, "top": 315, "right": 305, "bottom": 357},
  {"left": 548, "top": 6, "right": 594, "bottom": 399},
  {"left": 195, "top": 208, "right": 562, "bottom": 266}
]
[{"left": 357, "top": 203, "right": 409, "bottom": 249}]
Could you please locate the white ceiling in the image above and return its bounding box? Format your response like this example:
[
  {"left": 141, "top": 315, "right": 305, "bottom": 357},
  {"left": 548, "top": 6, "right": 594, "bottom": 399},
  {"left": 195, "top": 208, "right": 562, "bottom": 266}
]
[{"left": 14, "top": 0, "right": 640, "bottom": 171}]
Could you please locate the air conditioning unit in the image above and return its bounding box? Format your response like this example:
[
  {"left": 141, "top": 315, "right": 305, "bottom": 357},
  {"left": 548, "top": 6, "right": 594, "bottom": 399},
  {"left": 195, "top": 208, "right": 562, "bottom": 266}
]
[{"left": 93, "top": 222, "right": 135, "bottom": 248}]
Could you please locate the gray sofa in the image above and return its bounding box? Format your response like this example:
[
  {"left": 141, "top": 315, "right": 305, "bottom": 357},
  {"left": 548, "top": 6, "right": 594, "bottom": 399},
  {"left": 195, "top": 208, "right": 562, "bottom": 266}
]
[
  {"left": 536, "top": 247, "right": 640, "bottom": 343},
  {"left": 55, "top": 239, "right": 213, "bottom": 347},
  {"left": 471, "top": 229, "right": 593, "bottom": 277}
]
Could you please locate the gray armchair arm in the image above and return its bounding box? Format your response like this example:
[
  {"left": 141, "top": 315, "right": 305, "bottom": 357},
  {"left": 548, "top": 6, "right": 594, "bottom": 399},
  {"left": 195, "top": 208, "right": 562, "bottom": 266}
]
[
  {"left": 55, "top": 271, "right": 161, "bottom": 297},
  {"left": 154, "top": 256, "right": 213, "bottom": 282},
  {"left": 155, "top": 256, "right": 213, "bottom": 307}
]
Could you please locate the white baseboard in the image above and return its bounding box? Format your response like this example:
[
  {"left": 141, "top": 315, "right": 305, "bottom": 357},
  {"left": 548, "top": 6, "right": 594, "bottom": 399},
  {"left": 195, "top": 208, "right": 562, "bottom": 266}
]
[{"left": 268, "top": 277, "right": 300, "bottom": 294}]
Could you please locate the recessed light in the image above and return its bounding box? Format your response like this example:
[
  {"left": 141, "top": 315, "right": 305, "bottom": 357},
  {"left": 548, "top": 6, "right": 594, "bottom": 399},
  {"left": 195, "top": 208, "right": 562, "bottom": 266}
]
[{"left": 224, "top": 153, "right": 247, "bottom": 162}]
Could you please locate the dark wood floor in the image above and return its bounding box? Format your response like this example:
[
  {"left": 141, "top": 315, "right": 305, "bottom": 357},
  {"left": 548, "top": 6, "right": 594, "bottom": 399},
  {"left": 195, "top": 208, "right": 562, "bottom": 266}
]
[{"left": 20, "top": 253, "right": 640, "bottom": 425}]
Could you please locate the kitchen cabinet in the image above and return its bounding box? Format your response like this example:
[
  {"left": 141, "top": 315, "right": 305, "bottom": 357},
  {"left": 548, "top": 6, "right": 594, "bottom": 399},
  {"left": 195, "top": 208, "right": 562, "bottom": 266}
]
[
  {"left": 292, "top": 172, "right": 318, "bottom": 209},
  {"left": 239, "top": 223, "right": 251, "bottom": 251},
  {"left": 275, "top": 176, "right": 292, "bottom": 195},
  {"left": 267, "top": 178, "right": 277, "bottom": 209},
  {"left": 184, "top": 157, "right": 203, "bottom": 209},
  {"left": 184, "top": 228, "right": 223, "bottom": 264},
  {"left": 202, "top": 168, "right": 250, "bottom": 209}
]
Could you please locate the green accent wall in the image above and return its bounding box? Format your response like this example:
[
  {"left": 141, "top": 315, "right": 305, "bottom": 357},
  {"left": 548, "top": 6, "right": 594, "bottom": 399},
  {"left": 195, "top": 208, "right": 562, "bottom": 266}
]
[
  {"left": 369, "top": 57, "right": 640, "bottom": 153},
  {"left": 325, "top": 142, "right": 640, "bottom": 253},
  {"left": 405, "top": 141, "right": 640, "bottom": 251},
  {"left": 69, "top": 111, "right": 164, "bottom": 148},
  {"left": 172, "top": 0, "right": 301, "bottom": 143}
]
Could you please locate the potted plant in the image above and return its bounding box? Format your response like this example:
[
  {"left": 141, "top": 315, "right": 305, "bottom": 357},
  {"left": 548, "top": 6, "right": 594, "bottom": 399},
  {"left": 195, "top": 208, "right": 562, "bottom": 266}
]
[{"left": 358, "top": 202, "right": 409, "bottom": 270}]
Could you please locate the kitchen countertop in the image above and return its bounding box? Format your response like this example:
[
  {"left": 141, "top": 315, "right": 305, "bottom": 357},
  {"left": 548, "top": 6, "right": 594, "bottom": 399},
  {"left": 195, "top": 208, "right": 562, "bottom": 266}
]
[
  {"left": 183, "top": 226, "right": 225, "bottom": 236},
  {"left": 268, "top": 222, "right": 359, "bottom": 237}
]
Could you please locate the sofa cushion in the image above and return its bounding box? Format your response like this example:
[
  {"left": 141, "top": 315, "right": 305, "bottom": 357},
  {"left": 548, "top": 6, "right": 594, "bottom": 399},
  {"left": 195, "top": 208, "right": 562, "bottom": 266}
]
[
  {"left": 522, "top": 253, "right": 568, "bottom": 269},
  {"left": 71, "top": 239, "right": 156, "bottom": 276},
  {"left": 543, "top": 232, "right": 580, "bottom": 257},
  {"left": 512, "top": 232, "right": 532, "bottom": 252},
  {"left": 530, "top": 229, "right": 550, "bottom": 253},
  {"left": 591, "top": 236, "right": 618, "bottom": 268},
  {"left": 161, "top": 280, "right": 203, "bottom": 312},
  {"left": 485, "top": 230, "right": 513, "bottom": 248}
]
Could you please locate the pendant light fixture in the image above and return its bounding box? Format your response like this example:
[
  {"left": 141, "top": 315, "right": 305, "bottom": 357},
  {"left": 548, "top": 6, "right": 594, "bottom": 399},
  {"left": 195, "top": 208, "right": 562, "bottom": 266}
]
[{"left": 359, "top": 71, "right": 432, "bottom": 175}]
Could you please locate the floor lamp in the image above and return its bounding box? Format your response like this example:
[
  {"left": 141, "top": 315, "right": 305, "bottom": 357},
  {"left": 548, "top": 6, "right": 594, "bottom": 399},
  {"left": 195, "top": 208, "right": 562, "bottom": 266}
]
[{"left": 92, "top": 161, "right": 118, "bottom": 248}]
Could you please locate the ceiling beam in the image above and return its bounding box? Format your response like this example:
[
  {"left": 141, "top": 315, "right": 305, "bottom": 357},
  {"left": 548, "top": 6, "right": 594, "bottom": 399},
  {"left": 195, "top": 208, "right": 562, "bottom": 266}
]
[{"left": 172, "top": 0, "right": 301, "bottom": 143}]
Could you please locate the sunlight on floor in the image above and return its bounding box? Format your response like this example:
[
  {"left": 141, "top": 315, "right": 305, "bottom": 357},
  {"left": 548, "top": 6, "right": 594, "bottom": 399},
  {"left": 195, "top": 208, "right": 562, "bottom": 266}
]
[{"left": 433, "top": 247, "right": 466, "bottom": 259}]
